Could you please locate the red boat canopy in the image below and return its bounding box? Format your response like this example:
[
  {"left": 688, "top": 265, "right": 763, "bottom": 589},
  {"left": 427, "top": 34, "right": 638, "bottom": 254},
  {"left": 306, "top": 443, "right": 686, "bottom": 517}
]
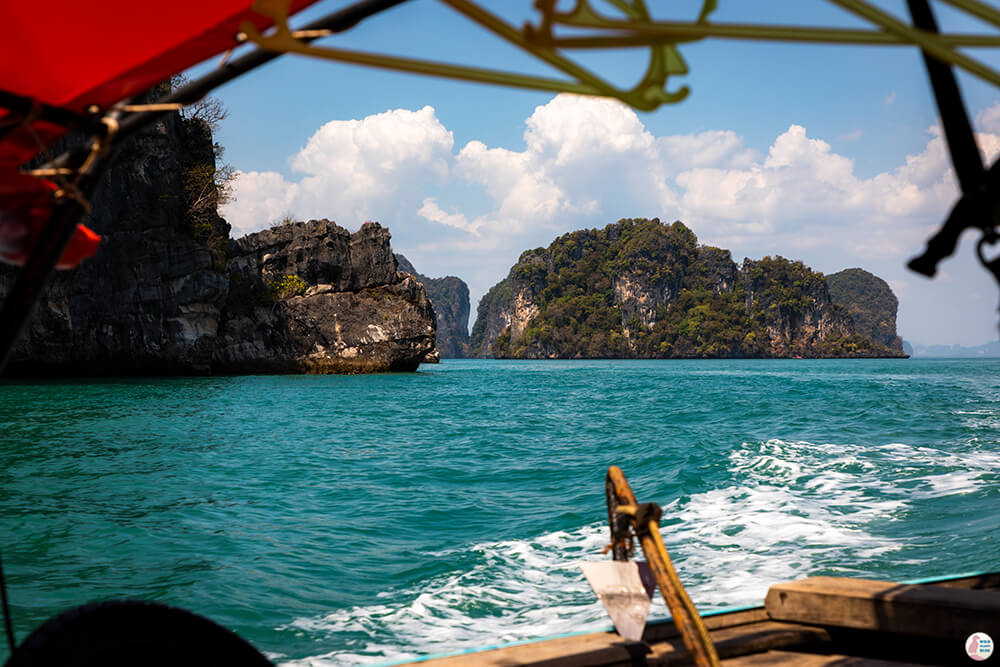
[
  {"left": 2, "top": 1, "right": 316, "bottom": 112},
  {"left": 0, "top": 0, "right": 318, "bottom": 267}
]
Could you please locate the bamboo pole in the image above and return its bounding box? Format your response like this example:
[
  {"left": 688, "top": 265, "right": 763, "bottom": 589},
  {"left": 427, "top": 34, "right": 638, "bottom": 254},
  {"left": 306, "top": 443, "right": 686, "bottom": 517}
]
[{"left": 606, "top": 467, "right": 720, "bottom": 667}]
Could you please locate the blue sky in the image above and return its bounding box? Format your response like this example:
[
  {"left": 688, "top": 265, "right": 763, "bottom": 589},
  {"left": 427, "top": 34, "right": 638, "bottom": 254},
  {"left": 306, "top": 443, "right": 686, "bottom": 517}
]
[{"left": 191, "top": 0, "right": 1000, "bottom": 345}]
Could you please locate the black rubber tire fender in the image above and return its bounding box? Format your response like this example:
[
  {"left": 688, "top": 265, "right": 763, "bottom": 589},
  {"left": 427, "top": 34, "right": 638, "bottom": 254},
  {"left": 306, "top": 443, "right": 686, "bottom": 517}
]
[{"left": 4, "top": 599, "right": 274, "bottom": 667}]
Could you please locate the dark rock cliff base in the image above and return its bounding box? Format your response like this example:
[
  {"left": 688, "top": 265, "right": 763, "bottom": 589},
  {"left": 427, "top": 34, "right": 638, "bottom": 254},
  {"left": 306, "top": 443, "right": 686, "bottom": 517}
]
[
  {"left": 471, "top": 218, "right": 906, "bottom": 359},
  {"left": 0, "top": 112, "right": 436, "bottom": 375}
]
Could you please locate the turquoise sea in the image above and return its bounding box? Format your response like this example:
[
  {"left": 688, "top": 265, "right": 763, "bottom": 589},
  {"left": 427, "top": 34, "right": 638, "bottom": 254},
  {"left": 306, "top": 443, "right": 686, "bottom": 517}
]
[{"left": 2, "top": 359, "right": 999, "bottom": 664}]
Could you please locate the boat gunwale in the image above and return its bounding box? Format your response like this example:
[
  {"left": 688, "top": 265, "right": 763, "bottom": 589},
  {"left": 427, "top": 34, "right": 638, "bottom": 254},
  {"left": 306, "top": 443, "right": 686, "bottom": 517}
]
[{"left": 371, "top": 570, "right": 1000, "bottom": 666}]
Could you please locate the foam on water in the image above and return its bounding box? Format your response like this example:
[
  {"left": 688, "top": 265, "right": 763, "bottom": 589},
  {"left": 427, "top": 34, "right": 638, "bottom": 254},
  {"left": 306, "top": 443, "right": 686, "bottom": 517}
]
[
  {"left": 279, "top": 432, "right": 1000, "bottom": 665},
  {"left": 873, "top": 441, "right": 1000, "bottom": 499},
  {"left": 659, "top": 439, "right": 909, "bottom": 608},
  {"left": 276, "top": 526, "right": 611, "bottom": 665},
  {"left": 5, "top": 359, "right": 1000, "bottom": 666}
]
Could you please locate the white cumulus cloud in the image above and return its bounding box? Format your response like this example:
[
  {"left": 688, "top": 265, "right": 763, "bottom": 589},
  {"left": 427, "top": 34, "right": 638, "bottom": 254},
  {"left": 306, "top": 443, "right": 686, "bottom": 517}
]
[
  {"left": 977, "top": 101, "right": 1000, "bottom": 134},
  {"left": 222, "top": 106, "right": 453, "bottom": 237},
  {"left": 417, "top": 198, "right": 478, "bottom": 234},
  {"left": 220, "top": 93, "right": 1000, "bottom": 344}
]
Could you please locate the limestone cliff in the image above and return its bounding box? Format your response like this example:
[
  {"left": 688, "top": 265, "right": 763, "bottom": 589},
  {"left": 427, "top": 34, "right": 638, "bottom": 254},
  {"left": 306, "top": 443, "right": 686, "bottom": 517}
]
[
  {"left": 394, "top": 254, "right": 470, "bottom": 358},
  {"left": 471, "top": 218, "right": 905, "bottom": 359},
  {"left": 469, "top": 252, "right": 543, "bottom": 357},
  {"left": 826, "top": 268, "right": 904, "bottom": 352},
  {"left": 1, "top": 110, "right": 230, "bottom": 374},
  {"left": 741, "top": 257, "right": 859, "bottom": 357},
  {"left": 217, "top": 221, "right": 437, "bottom": 373},
  {"left": 1, "top": 110, "right": 436, "bottom": 375}
]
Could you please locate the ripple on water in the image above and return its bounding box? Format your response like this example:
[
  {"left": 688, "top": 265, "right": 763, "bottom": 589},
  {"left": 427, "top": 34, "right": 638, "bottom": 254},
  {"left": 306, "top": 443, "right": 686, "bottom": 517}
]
[{"left": 2, "top": 359, "right": 1000, "bottom": 665}]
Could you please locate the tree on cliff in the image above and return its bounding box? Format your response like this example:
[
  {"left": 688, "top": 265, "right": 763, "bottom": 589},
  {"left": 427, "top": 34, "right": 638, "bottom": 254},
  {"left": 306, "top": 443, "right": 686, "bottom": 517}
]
[{"left": 168, "top": 76, "right": 234, "bottom": 265}]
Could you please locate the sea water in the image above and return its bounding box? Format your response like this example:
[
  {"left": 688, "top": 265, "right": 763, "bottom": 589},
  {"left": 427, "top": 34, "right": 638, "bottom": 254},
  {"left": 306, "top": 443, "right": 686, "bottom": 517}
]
[{"left": 1, "top": 359, "right": 999, "bottom": 664}]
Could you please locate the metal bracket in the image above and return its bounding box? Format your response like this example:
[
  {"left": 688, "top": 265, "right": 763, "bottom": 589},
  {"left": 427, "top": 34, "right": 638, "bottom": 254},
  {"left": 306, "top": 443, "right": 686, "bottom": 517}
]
[
  {"left": 904, "top": 0, "right": 1000, "bottom": 314},
  {"left": 977, "top": 229, "right": 1000, "bottom": 288},
  {"left": 238, "top": 0, "right": 1000, "bottom": 113},
  {"left": 239, "top": 0, "right": 715, "bottom": 111}
]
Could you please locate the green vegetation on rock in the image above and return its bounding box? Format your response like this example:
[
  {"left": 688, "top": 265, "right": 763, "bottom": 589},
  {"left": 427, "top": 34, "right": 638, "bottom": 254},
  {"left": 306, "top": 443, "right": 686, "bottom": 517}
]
[
  {"left": 827, "top": 268, "right": 903, "bottom": 352},
  {"left": 171, "top": 77, "right": 233, "bottom": 270},
  {"left": 471, "top": 218, "right": 904, "bottom": 359},
  {"left": 269, "top": 275, "right": 308, "bottom": 299}
]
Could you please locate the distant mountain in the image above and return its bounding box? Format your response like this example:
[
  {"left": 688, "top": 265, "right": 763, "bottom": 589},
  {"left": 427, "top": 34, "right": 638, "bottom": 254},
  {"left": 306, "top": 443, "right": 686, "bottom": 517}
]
[
  {"left": 470, "top": 218, "right": 905, "bottom": 359},
  {"left": 395, "top": 254, "right": 470, "bottom": 358},
  {"left": 904, "top": 340, "right": 1000, "bottom": 358}
]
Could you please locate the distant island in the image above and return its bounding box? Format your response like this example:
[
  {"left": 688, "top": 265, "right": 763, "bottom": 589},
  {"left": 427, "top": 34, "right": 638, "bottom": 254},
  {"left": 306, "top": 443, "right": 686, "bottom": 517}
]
[
  {"left": 0, "top": 88, "right": 912, "bottom": 372},
  {"left": 395, "top": 254, "right": 470, "bottom": 358},
  {"left": 904, "top": 340, "right": 1000, "bottom": 357},
  {"left": 471, "top": 218, "right": 905, "bottom": 359}
]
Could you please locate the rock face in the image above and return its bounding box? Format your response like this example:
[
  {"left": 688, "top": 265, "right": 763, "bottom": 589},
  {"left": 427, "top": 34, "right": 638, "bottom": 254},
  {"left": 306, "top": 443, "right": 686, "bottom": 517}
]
[
  {"left": 826, "top": 268, "right": 904, "bottom": 352},
  {"left": 1, "top": 110, "right": 437, "bottom": 375},
  {"left": 1, "top": 109, "right": 230, "bottom": 375},
  {"left": 217, "top": 222, "right": 437, "bottom": 373},
  {"left": 740, "top": 257, "right": 857, "bottom": 357},
  {"left": 395, "top": 254, "right": 470, "bottom": 358},
  {"left": 471, "top": 218, "right": 905, "bottom": 359}
]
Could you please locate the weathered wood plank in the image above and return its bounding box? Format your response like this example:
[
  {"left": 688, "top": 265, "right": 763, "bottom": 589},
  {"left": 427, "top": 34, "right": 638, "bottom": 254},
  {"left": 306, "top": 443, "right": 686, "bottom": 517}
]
[
  {"left": 648, "top": 620, "right": 831, "bottom": 666},
  {"left": 412, "top": 608, "right": 776, "bottom": 665},
  {"left": 413, "top": 617, "right": 828, "bottom": 666},
  {"left": 407, "top": 575, "right": 1000, "bottom": 666},
  {"left": 409, "top": 631, "right": 638, "bottom": 666},
  {"left": 721, "top": 649, "right": 928, "bottom": 666},
  {"left": 930, "top": 572, "right": 1000, "bottom": 591},
  {"left": 642, "top": 607, "right": 770, "bottom": 643},
  {"left": 765, "top": 576, "right": 1000, "bottom": 639}
]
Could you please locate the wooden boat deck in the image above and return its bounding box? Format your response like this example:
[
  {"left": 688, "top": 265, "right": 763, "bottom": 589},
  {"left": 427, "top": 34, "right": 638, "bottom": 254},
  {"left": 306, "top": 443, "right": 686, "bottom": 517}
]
[{"left": 397, "top": 572, "right": 1000, "bottom": 666}]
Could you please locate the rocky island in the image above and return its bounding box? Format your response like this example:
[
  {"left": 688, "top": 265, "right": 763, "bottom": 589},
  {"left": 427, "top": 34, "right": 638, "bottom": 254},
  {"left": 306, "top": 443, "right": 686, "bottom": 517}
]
[
  {"left": 1, "top": 96, "right": 906, "bottom": 371},
  {"left": 0, "top": 105, "right": 437, "bottom": 376},
  {"left": 395, "top": 254, "right": 470, "bottom": 358},
  {"left": 216, "top": 220, "right": 437, "bottom": 374},
  {"left": 826, "top": 267, "right": 904, "bottom": 351},
  {"left": 471, "top": 218, "right": 906, "bottom": 359}
]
